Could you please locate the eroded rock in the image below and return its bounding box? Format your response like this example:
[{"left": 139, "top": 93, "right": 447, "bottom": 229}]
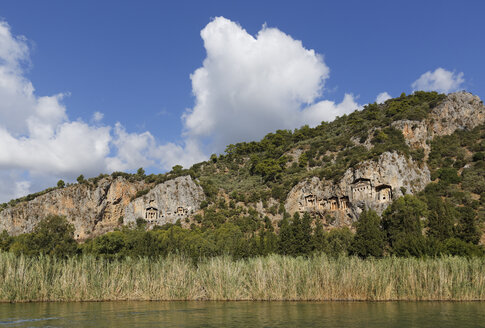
[
  {"left": 124, "top": 176, "right": 205, "bottom": 226},
  {"left": 285, "top": 152, "right": 430, "bottom": 226},
  {"left": 392, "top": 92, "right": 485, "bottom": 159},
  {"left": 0, "top": 175, "right": 205, "bottom": 240}
]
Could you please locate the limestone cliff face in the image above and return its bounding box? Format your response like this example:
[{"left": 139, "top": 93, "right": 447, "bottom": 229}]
[
  {"left": 392, "top": 91, "right": 485, "bottom": 158},
  {"left": 123, "top": 176, "right": 205, "bottom": 226},
  {"left": 429, "top": 91, "right": 485, "bottom": 135},
  {"left": 285, "top": 152, "right": 430, "bottom": 227},
  {"left": 0, "top": 175, "right": 204, "bottom": 240}
]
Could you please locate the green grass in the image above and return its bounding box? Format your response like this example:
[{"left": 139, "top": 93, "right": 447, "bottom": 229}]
[{"left": 1, "top": 252, "right": 484, "bottom": 302}]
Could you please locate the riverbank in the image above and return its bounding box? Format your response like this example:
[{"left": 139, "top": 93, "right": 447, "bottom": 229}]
[{"left": 1, "top": 253, "right": 484, "bottom": 302}]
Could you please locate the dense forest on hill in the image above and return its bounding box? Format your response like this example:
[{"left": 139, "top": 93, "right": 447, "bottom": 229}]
[{"left": 1, "top": 91, "right": 484, "bottom": 259}]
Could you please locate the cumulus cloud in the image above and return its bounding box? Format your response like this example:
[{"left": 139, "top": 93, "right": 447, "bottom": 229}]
[
  {"left": 183, "top": 17, "right": 359, "bottom": 151},
  {"left": 151, "top": 138, "right": 206, "bottom": 171},
  {"left": 0, "top": 171, "right": 27, "bottom": 202},
  {"left": 0, "top": 22, "right": 115, "bottom": 180},
  {"left": 301, "top": 93, "right": 359, "bottom": 125},
  {"left": 411, "top": 67, "right": 464, "bottom": 94},
  {"left": 375, "top": 92, "right": 391, "bottom": 104}
]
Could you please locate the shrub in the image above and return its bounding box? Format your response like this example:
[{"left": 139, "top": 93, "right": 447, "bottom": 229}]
[
  {"left": 436, "top": 167, "right": 461, "bottom": 185},
  {"left": 77, "top": 175, "right": 85, "bottom": 184},
  {"left": 132, "top": 189, "right": 150, "bottom": 200},
  {"left": 10, "top": 215, "right": 77, "bottom": 258}
]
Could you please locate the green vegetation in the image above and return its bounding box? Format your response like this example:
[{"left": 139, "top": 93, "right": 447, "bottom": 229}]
[
  {"left": 382, "top": 195, "right": 428, "bottom": 257},
  {"left": 2, "top": 204, "right": 482, "bottom": 261},
  {"left": 76, "top": 174, "right": 85, "bottom": 184},
  {"left": 7, "top": 215, "right": 77, "bottom": 258},
  {"left": 1, "top": 253, "right": 484, "bottom": 302},
  {"left": 350, "top": 210, "right": 385, "bottom": 258}
]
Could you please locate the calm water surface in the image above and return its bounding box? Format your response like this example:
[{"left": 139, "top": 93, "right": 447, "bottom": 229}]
[{"left": 0, "top": 301, "right": 484, "bottom": 327}]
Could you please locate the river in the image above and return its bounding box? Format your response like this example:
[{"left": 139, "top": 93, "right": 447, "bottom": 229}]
[{"left": 0, "top": 301, "right": 484, "bottom": 327}]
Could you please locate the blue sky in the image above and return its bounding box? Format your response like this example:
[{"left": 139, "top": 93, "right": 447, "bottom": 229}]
[{"left": 0, "top": 0, "right": 484, "bottom": 201}]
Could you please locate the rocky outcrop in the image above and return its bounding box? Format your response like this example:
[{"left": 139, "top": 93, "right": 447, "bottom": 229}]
[
  {"left": 285, "top": 152, "right": 430, "bottom": 227},
  {"left": 392, "top": 92, "right": 485, "bottom": 158},
  {"left": 0, "top": 175, "right": 205, "bottom": 240},
  {"left": 391, "top": 120, "right": 429, "bottom": 153},
  {"left": 124, "top": 176, "right": 205, "bottom": 226},
  {"left": 430, "top": 91, "right": 485, "bottom": 135}
]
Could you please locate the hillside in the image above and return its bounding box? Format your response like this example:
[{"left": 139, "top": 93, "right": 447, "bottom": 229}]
[{"left": 1, "top": 91, "right": 484, "bottom": 258}]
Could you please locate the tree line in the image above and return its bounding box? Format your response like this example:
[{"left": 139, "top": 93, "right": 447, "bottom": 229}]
[{"left": 0, "top": 193, "right": 482, "bottom": 261}]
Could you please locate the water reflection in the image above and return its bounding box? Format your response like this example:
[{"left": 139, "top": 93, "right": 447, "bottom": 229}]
[{"left": 0, "top": 301, "right": 483, "bottom": 327}]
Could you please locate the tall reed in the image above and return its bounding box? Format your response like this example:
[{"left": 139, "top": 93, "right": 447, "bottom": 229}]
[{"left": 1, "top": 252, "right": 484, "bottom": 302}]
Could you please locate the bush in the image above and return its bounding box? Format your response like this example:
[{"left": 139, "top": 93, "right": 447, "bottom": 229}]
[
  {"left": 77, "top": 175, "right": 85, "bottom": 184},
  {"left": 436, "top": 167, "right": 461, "bottom": 185},
  {"left": 10, "top": 215, "right": 77, "bottom": 258},
  {"left": 0, "top": 230, "right": 13, "bottom": 251},
  {"left": 462, "top": 164, "right": 485, "bottom": 194},
  {"left": 132, "top": 189, "right": 150, "bottom": 200},
  {"left": 441, "top": 238, "right": 484, "bottom": 257},
  {"left": 473, "top": 152, "right": 484, "bottom": 162},
  {"left": 325, "top": 227, "right": 353, "bottom": 257}
]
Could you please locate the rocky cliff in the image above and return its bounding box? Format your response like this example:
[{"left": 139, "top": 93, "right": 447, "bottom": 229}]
[
  {"left": 0, "top": 175, "right": 205, "bottom": 240},
  {"left": 284, "top": 92, "right": 485, "bottom": 224},
  {"left": 285, "top": 152, "right": 430, "bottom": 227},
  {"left": 124, "top": 176, "right": 205, "bottom": 226},
  {"left": 392, "top": 91, "right": 485, "bottom": 158}
]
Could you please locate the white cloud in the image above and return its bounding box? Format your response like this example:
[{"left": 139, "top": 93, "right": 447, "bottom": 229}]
[
  {"left": 301, "top": 93, "right": 359, "bottom": 125},
  {"left": 375, "top": 92, "right": 391, "bottom": 104},
  {"left": 0, "top": 20, "right": 187, "bottom": 202},
  {"left": 104, "top": 124, "right": 206, "bottom": 173},
  {"left": 0, "top": 171, "right": 26, "bottom": 202},
  {"left": 0, "top": 22, "right": 116, "bottom": 184},
  {"left": 151, "top": 138, "right": 207, "bottom": 171},
  {"left": 0, "top": 122, "right": 112, "bottom": 175},
  {"left": 0, "top": 21, "right": 29, "bottom": 71},
  {"left": 93, "top": 111, "right": 104, "bottom": 122},
  {"left": 183, "top": 17, "right": 358, "bottom": 151},
  {"left": 411, "top": 67, "right": 464, "bottom": 94},
  {"left": 14, "top": 180, "right": 31, "bottom": 198}
]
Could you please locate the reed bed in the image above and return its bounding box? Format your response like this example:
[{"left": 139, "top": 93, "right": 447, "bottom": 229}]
[{"left": 0, "top": 252, "right": 484, "bottom": 302}]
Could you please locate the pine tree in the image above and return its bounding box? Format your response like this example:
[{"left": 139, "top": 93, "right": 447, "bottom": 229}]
[
  {"left": 300, "top": 212, "right": 313, "bottom": 255},
  {"left": 350, "top": 209, "right": 385, "bottom": 258},
  {"left": 312, "top": 220, "right": 327, "bottom": 252},
  {"left": 427, "top": 198, "right": 455, "bottom": 241},
  {"left": 382, "top": 195, "right": 428, "bottom": 256},
  {"left": 290, "top": 212, "right": 303, "bottom": 256},
  {"left": 456, "top": 207, "right": 481, "bottom": 245},
  {"left": 278, "top": 216, "right": 293, "bottom": 255}
]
